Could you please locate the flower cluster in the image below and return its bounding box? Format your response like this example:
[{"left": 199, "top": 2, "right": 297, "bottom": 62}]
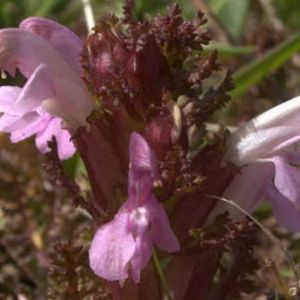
[
  {"left": 0, "top": 3, "right": 236, "bottom": 290},
  {"left": 220, "top": 95, "right": 300, "bottom": 231},
  {"left": 0, "top": 17, "right": 94, "bottom": 159}
]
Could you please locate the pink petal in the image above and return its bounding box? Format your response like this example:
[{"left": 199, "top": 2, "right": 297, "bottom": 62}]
[
  {"left": 212, "top": 162, "right": 274, "bottom": 222},
  {"left": 128, "top": 133, "right": 157, "bottom": 206},
  {"left": 272, "top": 155, "right": 300, "bottom": 206},
  {"left": 0, "top": 65, "right": 52, "bottom": 139},
  {"left": 0, "top": 111, "right": 47, "bottom": 144},
  {"left": 41, "top": 74, "right": 94, "bottom": 129},
  {"left": 283, "top": 146, "right": 300, "bottom": 165},
  {"left": 10, "top": 113, "right": 48, "bottom": 143},
  {"left": 35, "top": 117, "right": 75, "bottom": 160},
  {"left": 267, "top": 183, "right": 300, "bottom": 231},
  {"left": 20, "top": 17, "right": 83, "bottom": 74},
  {"left": 0, "top": 86, "right": 21, "bottom": 112},
  {"left": 0, "top": 68, "right": 75, "bottom": 159},
  {"left": 125, "top": 202, "right": 154, "bottom": 282},
  {"left": 226, "top": 96, "right": 300, "bottom": 165},
  {"left": 13, "top": 63, "right": 53, "bottom": 115},
  {"left": 130, "top": 230, "right": 153, "bottom": 283},
  {"left": 130, "top": 132, "right": 157, "bottom": 173},
  {"left": 89, "top": 212, "right": 136, "bottom": 281},
  {"left": 127, "top": 173, "right": 154, "bottom": 208},
  {"left": 0, "top": 29, "right": 94, "bottom": 127},
  {"left": 50, "top": 118, "right": 76, "bottom": 160},
  {"left": 148, "top": 197, "right": 179, "bottom": 252},
  {"left": 0, "top": 114, "right": 20, "bottom": 131},
  {"left": 0, "top": 28, "right": 73, "bottom": 78},
  {"left": 270, "top": 156, "right": 300, "bottom": 226}
]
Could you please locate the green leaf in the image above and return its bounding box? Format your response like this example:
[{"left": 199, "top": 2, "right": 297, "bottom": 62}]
[
  {"left": 204, "top": 43, "right": 256, "bottom": 55},
  {"left": 33, "top": 0, "right": 61, "bottom": 17},
  {"left": 133, "top": 0, "right": 196, "bottom": 20},
  {"left": 231, "top": 31, "right": 300, "bottom": 98},
  {"left": 63, "top": 154, "right": 86, "bottom": 179},
  {"left": 273, "top": 0, "right": 300, "bottom": 31},
  {"left": 0, "top": 1, "right": 14, "bottom": 26},
  {"left": 176, "top": 0, "right": 198, "bottom": 19},
  {"left": 134, "top": 0, "right": 169, "bottom": 19},
  {"left": 206, "top": 0, "right": 249, "bottom": 39}
]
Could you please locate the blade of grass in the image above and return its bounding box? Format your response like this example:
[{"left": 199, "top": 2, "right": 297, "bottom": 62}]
[
  {"left": 0, "top": 1, "right": 13, "bottom": 26},
  {"left": 33, "top": 0, "right": 64, "bottom": 17},
  {"left": 81, "top": 0, "right": 95, "bottom": 32},
  {"left": 203, "top": 43, "right": 256, "bottom": 55},
  {"left": 208, "top": 0, "right": 249, "bottom": 39},
  {"left": 153, "top": 248, "right": 173, "bottom": 300},
  {"left": 231, "top": 31, "right": 300, "bottom": 99},
  {"left": 63, "top": 154, "right": 86, "bottom": 178}
]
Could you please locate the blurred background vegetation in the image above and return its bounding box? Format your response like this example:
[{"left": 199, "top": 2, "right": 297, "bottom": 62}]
[{"left": 1, "top": 0, "right": 300, "bottom": 299}]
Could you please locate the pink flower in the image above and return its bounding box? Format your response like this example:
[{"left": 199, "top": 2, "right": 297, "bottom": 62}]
[
  {"left": 0, "top": 17, "right": 95, "bottom": 159},
  {"left": 89, "top": 132, "right": 179, "bottom": 283},
  {"left": 216, "top": 96, "right": 300, "bottom": 231}
]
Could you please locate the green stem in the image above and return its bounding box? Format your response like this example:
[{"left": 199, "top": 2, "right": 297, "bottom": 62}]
[{"left": 153, "top": 249, "right": 173, "bottom": 300}]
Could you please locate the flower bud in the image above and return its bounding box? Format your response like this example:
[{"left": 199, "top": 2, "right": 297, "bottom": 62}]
[
  {"left": 125, "top": 35, "right": 172, "bottom": 105},
  {"left": 144, "top": 102, "right": 181, "bottom": 159},
  {"left": 86, "top": 22, "right": 129, "bottom": 92}
]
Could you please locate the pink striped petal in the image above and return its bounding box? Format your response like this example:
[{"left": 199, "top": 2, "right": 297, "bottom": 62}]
[{"left": 226, "top": 96, "right": 300, "bottom": 165}]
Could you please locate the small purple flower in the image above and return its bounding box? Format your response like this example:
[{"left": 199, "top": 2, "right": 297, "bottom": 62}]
[
  {"left": 89, "top": 132, "right": 179, "bottom": 283},
  {"left": 218, "top": 96, "right": 300, "bottom": 231},
  {"left": 0, "top": 17, "right": 95, "bottom": 159}
]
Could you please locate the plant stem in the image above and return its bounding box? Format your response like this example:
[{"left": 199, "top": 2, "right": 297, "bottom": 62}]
[
  {"left": 153, "top": 249, "right": 173, "bottom": 300},
  {"left": 81, "top": 0, "right": 95, "bottom": 32}
]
